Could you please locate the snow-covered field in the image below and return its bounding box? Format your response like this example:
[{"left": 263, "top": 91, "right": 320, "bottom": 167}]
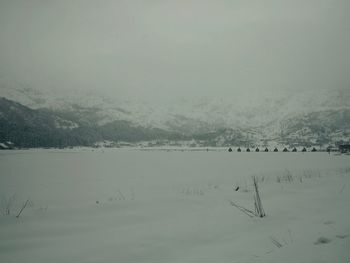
[{"left": 0, "top": 149, "right": 349, "bottom": 263}]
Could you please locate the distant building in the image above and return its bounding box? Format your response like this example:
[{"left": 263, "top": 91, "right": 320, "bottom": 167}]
[
  {"left": 302, "top": 147, "right": 307, "bottom": 152},
  {"left": 255, "top": 147, "right": 260, "bottom": 152},
  {"left": 326, "top": 146, "right": 335, "bottom": 153},
  {"left": 283, "top": 147, "right": 289, "bottom": 152},
  {"left": 264, "top": 148, "right": 269, "bottom": 152},
  {"left": 338, "top": 144, "right": 350, "bottom": 153},
  {"left": 228, "top": 147, "right": 233, "bottom": 152},
  {"left": 237, "top": 147, "right": 242, "bottom": 152},
  {"left": 273, "top": 147, "right": 278, "bottom": 152},
  {"left": 246, "top": 148, "right": 251, "bottom": 152},
  {"left": 292, "top": 147, "right": 297, "bottom": 152},
  {"left": 311, "top": 147, "right": 317, "bottom": 152}
]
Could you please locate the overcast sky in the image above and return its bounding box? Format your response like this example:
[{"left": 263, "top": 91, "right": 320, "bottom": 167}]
[{"left": 0, "top": 0, "right": 349, "bottom": 101}]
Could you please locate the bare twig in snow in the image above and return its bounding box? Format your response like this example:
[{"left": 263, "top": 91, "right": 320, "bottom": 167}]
[
  {"left": 253, "top": 176, "right": 266, "bottom": 217},
  {"left": 339, "top": 184, "right": 346, "bottom": 194},
  {"left": 270, "top": 236, "right": 283, "bottom": 248},
  {"left": 16, "top": 199, "right": 30, "bottom": 218},
  {"left": 229, "top": 200, "right": 255, "bottom": 218},
  {"left": 117, "top": 189, "right": 126, "bottom": 200}
]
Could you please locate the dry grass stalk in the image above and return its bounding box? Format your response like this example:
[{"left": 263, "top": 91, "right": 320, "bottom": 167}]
[
  {"left": 253, "top": 176, "right": 266, "bottom": 217},
  {"left": 229, "top": 200, "right": 255, "bottom": 218},
  {"left": 16, "top": 199, "right": 30, "bottom": 218},
  {"left": 270, "top": 236, "right": 283, "bottom": 248}
]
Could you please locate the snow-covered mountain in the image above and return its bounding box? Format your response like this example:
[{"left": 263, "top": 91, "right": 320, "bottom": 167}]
[{"left": 1, "top": 77, "right": 349, "bottom": 148}]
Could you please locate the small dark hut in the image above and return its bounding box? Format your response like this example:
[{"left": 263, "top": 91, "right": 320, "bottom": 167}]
[
  {"left": 339, "top": 144, "right": 350, "bottom": 153},
  {"left": 302, "top": 147, "right": 307, "bottom": 152},
  {"left": 292, "top": 147, "right": 297, "bottom": 152},
  {"left": 283, "top": 147, "right": 289, "bottom": 152},
  {"left": 273, "top": 147, "right": 278, "bottom": 152},
  {"left": 246, "top": 148, "right": 251, "bottom": 152},
  {"left": 326, "top": 146, "right": 333, "bottom": 153},
  {"left": 255, "top": 147, "right": 260, "bottom": 152},
  {"left": 228, "top": 147, "right": 233, "bottom": 152},
  {"left": 237, "top": 147, "right": 242, "bottom": 152},
  {"left": 311, "top": 147, "right": 317, "bottom": 152},
  {"left": 264, "top": 148, "right": 269, "bottom": 152}
]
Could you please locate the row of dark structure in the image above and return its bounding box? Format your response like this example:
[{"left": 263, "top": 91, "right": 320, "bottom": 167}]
[{"left": 228, "top": 147, "right": 317, "bottom": 152}]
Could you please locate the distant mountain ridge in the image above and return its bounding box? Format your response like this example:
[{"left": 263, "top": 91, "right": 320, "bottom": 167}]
[
  {"left": 0, "top": 79, "right": 349, "bottom": 148},
  {"left": 0, "top": 97, "right": 187, "bottom": 148}
]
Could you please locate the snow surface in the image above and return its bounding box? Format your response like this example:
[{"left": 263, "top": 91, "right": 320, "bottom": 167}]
[{"left": 0, "top": 149, "right": 349, "bottom": 263}]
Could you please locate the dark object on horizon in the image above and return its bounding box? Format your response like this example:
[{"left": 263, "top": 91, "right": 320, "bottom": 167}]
[
  {"left": 273, "top": 147, "right": 278, "bottom": 152},
  {"left": 237, "top": 147, "right": 242, "bottom": 152},
  {"left": 255, "top": 147, "right": 260, "bottom": 152},
  {"left": 311, "top": 147, "right": 317, "bottom": 152},
  {"left": 292, "top": 147, "right": 297, "bottom": 152},
  {"left": 302, "top": 147, "right": 307, "bottom": 152},
  {"left": 228, "top": 147, "right": 233, "bottom": 152},
  {"left": 0, "top": 141, "right": 14, "bottom": 150},
  {"left": 246, "top": 148, "right": 251, "bottom": 152},
  {"left": 338, "top": 144, "right": 350, "bottom": 153},
  {"left": 326, "top": 146, "right": 334, "bottom": 153},
  {"left": 283, "top": 147, "right": 289, "bottom": 152},
  {"left": 264, "top": 148, "right": 269, "bottom": 152}
]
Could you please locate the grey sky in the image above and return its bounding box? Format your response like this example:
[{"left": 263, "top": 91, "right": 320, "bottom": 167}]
[{"left": 0, "top": 0, "right": 349, "bottom": 101}]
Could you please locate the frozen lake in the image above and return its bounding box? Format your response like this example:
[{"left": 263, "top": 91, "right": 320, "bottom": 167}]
[{"left": 1, "top": 149, "right": 350, "bottom": 263}]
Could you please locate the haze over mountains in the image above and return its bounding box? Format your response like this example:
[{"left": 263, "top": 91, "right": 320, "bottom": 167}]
[
  {"left": 1, "top": 0, "right": 349, "bottom": 148},
  {"left": 1, "top": 77, "right": 349, "bottom": 149}
]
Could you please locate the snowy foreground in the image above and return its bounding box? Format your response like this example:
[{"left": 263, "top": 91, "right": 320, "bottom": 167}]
[{"left": 0, "top": 149, "right": 350, "bottom": 263}]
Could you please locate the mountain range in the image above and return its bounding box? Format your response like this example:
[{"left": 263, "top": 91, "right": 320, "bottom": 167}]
[{"left": 0, "top": 78, "right": 349, "bottom": 149}]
